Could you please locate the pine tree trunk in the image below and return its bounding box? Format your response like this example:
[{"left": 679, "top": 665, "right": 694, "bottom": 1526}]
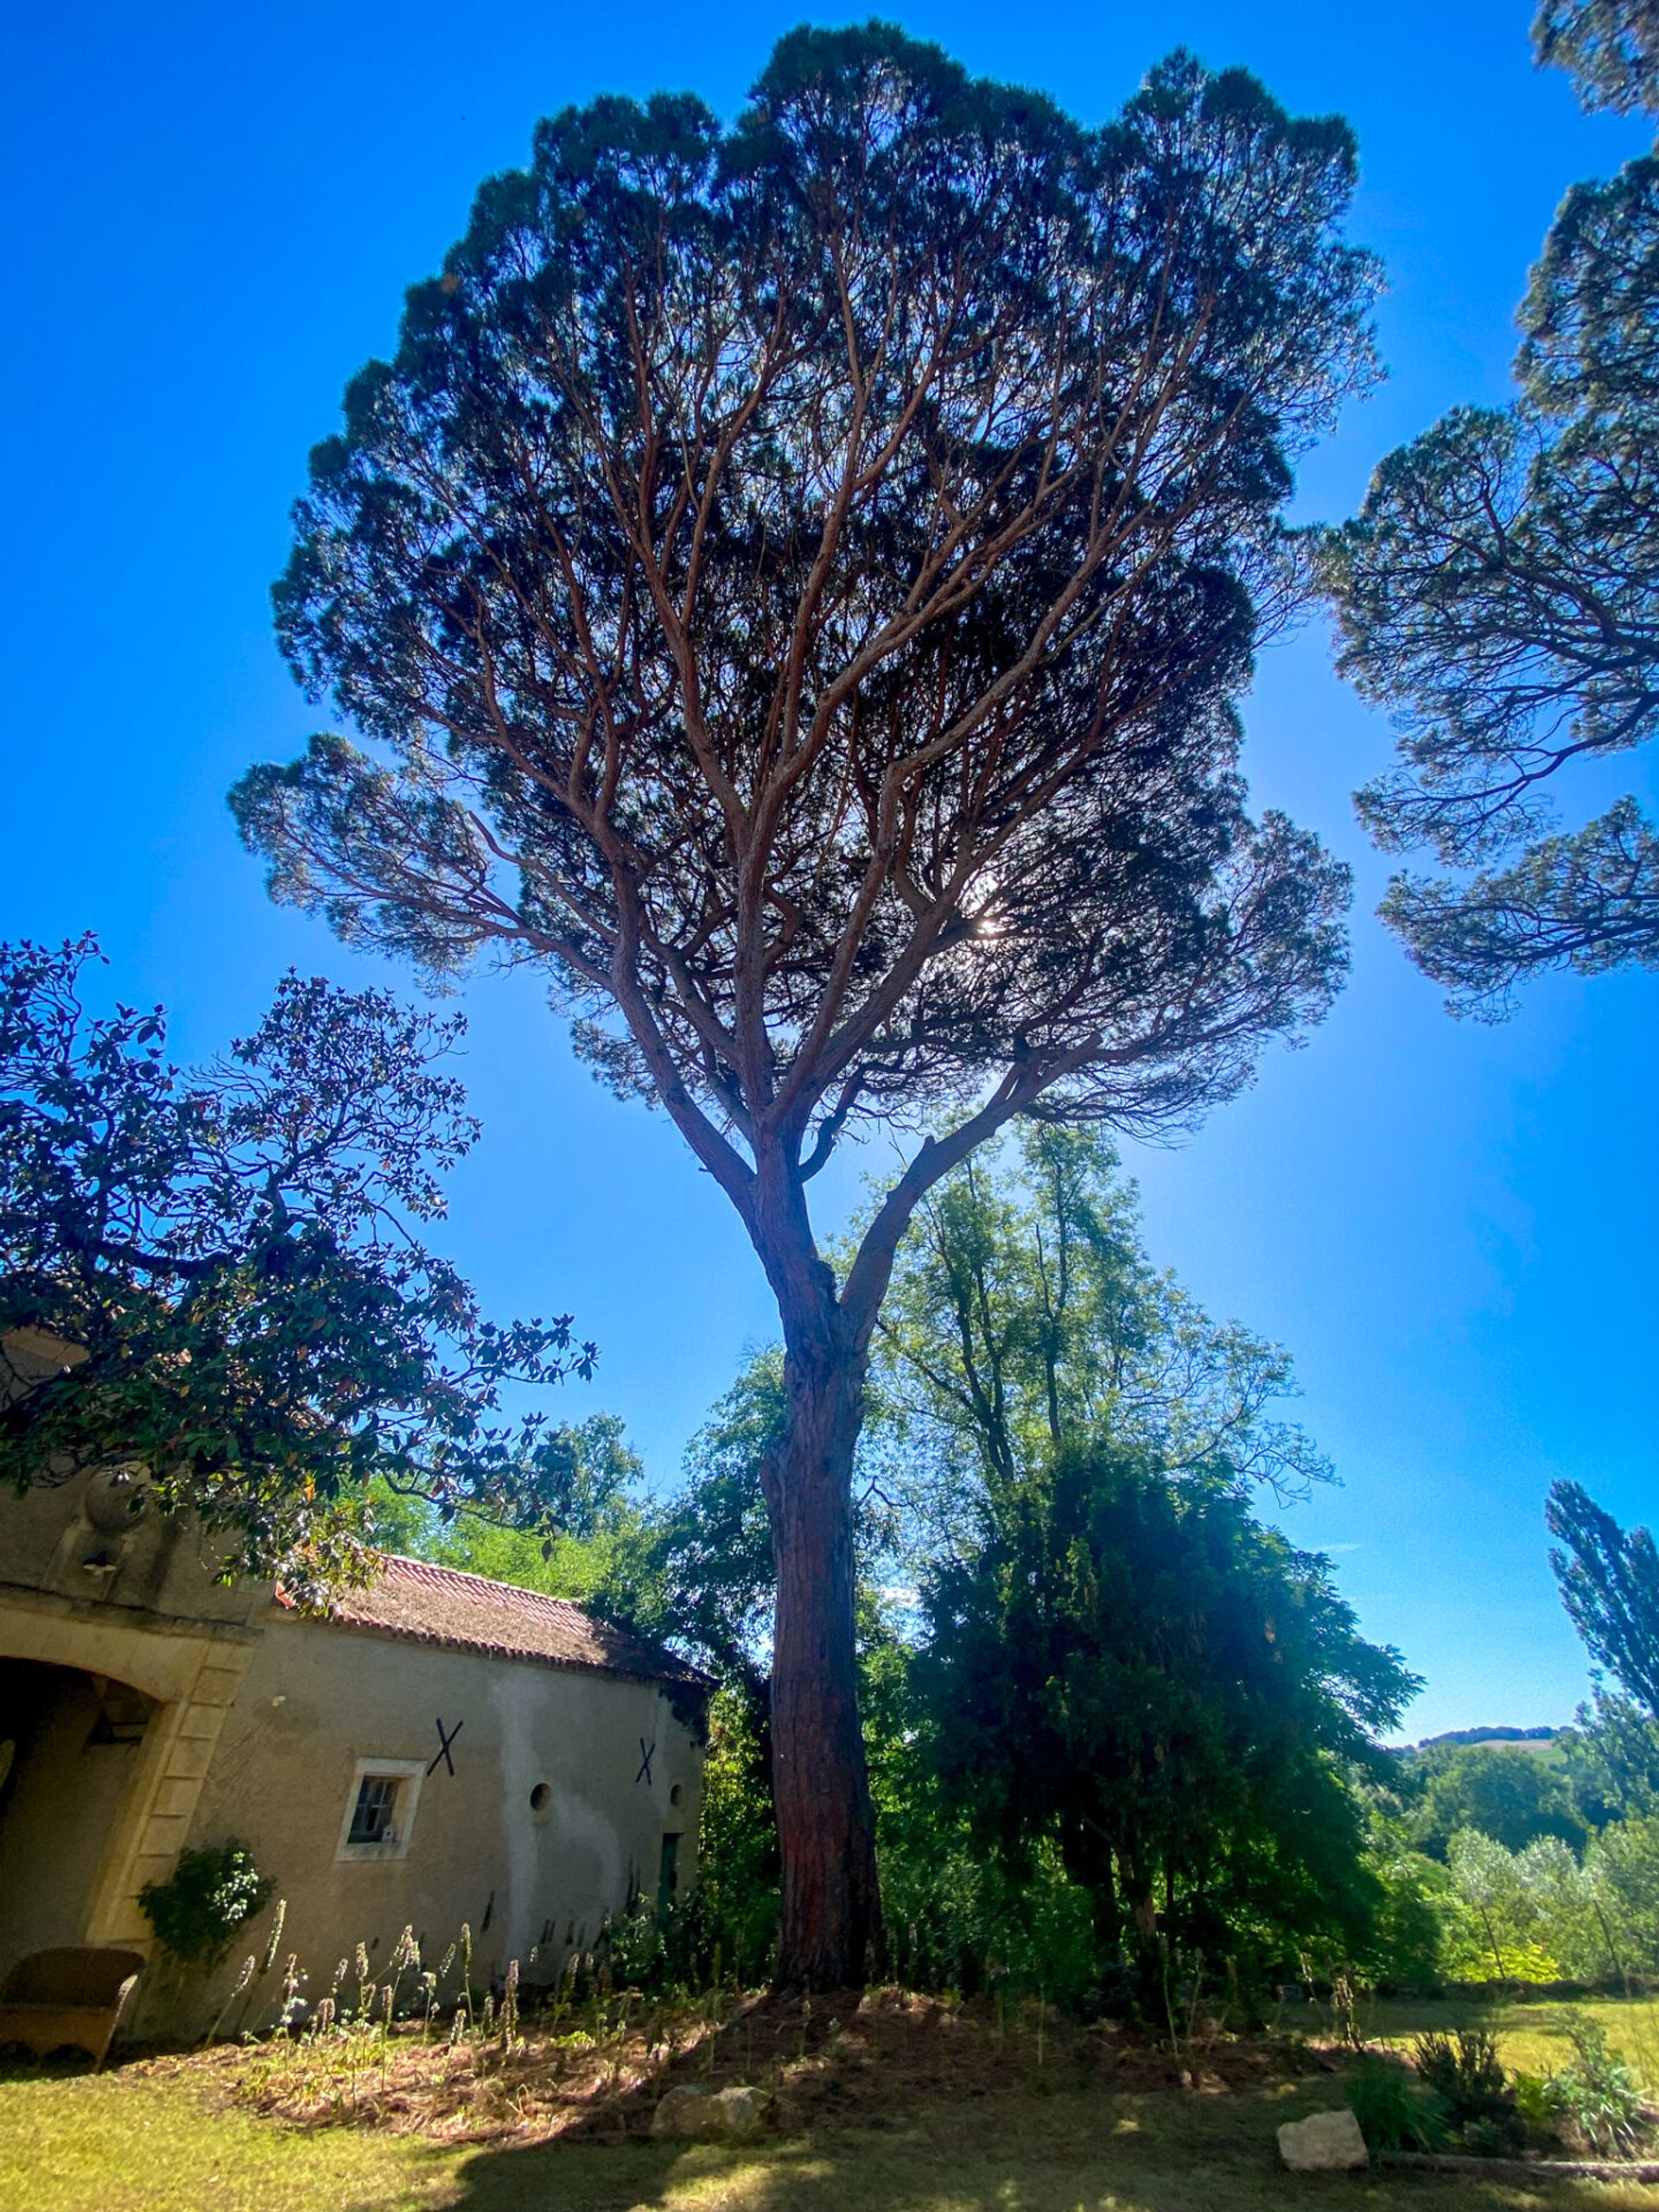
[{"left": 764, "top": 1338, "right": 880, "bottom": 1990}]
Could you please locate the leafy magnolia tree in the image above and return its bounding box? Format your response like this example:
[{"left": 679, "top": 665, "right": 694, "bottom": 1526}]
[
  {"left": 873, "top": 1123, "right": 1330, "bottom": 1522},
  {"left": 1548, "top": 1479, "right": 1659, "bottom": 1717},
  {"left": 917, "top": 1440, "right": 1415, "bottom": 1992},
  {"left": 0, "top": 938, "right": 591, "bottom": 1595},
  {"left": 233, "top": 28, "right": 1376, "bottom": 1982},
  {"left": 1320, "top": 0, "right": 1657, "bottom": 1014}
]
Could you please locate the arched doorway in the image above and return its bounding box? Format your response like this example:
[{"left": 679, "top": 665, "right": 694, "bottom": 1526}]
[{"left": 0, "top": 1660, "right": 160, "bottom": 1977}]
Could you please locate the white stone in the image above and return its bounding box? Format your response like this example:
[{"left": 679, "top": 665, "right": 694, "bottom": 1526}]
[
  {"left": 709, "top": 2085, "right": 770, "bottom": 2138},
  {"left": 652, "top": 2083, "right": 772, "bottom": 2140},
  {"left": 652, "top": 2086, "right": 720, "bottom": 2139},
  {"left": 1276, "top": 2109, "right": 1370, "bottom": 2172}
]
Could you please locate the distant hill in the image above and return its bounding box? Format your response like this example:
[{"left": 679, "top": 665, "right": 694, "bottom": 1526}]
[{"left": 1408, "top": 1726, "right": 1561, "bottom": 1752}]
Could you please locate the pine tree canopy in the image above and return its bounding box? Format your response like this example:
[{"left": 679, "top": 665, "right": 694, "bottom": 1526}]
[
  {"left": 234, "top": 27, "right": 1374, "bottom": 1205},
  {"left": 1320, "top": 0, "right": 1659, "bottom": 1016}
]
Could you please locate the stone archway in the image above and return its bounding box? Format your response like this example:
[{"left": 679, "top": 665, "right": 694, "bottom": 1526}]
[
  {"left": 0, "top": 1659, "right": 162, "bottom": 1975},
  {"left": 0, "top": 1593, "right": 260, "bottom": 1971}
]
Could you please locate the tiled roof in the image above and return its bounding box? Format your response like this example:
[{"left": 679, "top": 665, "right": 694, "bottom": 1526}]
[{"left": 280, "top": 1554, "right": 707, "bottom": 1688}]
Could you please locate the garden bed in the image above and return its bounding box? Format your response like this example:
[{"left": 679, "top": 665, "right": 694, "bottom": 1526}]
[{"left": 199, "top": 1983, "right": 1337, "bottom": 2143}]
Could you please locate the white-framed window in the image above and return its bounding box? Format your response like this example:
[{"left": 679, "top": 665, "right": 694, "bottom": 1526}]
[{"left": 335, "top": 1757, "right": 425, "bottom": 1862}]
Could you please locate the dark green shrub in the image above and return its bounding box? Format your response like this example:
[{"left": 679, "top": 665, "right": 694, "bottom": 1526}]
[
  {"left": 1346, "top": 2055, "right": 1451, "bottom": 2152},
  {"left": 1413, "top": 2027, "right": 1506, "bottom": 2115},
  {"left": 1510, "top": 2067, "right": 1560, "bottom": 2143},
  {"left": 1412, "top": 2026, "right": 1524, "bottom": 2153},
  {"left": 139, "top": 1841, "right": 271, "bottom": 1968},
  {"left": 1459, "top": 2112, "right": 1525, "bottom": 2157}
]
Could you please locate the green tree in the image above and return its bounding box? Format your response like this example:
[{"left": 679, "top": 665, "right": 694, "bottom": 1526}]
[
  {"left": 916, "top": 1441, "right": 1415, "bottom": 1998},
  {"left": 1320, "top": 2, "right": 1657, "bottom": 1014},
  {"left": 406, "top": 1126, "right": 1400, "bottom": 2003},
  {"left": 0, "top": 938, "right": 590, "bottom": 1594},
  {"left": 1358, "top": 1823, "right": 1460, "bottom": 1987},
  {"left": 1515, "top": 1834, "right": 1623, "bottom": 1977},
  {"left": 1442, "top": 1829, "right": 1558, "bottom": 1980},
  {"left": 873, "top": 1124, "right": 1329, "bottom": 1525},
  {"left": 1402, "top": 1741, "right": 1586, "bottom": 1859},
  {"left": 365, "top": 1410, "right": 647, "bottom": 1603},
  {"left": 1563, "top": 1689, "right": 1659, "bottom": 1824},
  {"left": 593, "top": 1356, "right": 784, "bottom": 1726},
  {"left": 232, "top": 28, "right": 1373, "bottom": 1984},
  {"left": 1591, "top": 1815, "right": 1659, "bottom": 1968},
  {"left": 1436, "top": 1824, "right": 1637, "bottom": 1981},
  {"left": 675, "top": 1685, "right": 784, "bottom": 1985},
  {"left": 1548, "top": 1480, "right": 1659, "bottom": 1717}
]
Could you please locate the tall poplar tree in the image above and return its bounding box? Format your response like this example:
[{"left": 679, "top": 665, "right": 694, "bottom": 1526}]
[
  {"left": 234, "top": 26, "right": 1375, "bottom": 1985},
  {"left": 1548, "top": 1480, "right": 1659, "bottom": 1718}
]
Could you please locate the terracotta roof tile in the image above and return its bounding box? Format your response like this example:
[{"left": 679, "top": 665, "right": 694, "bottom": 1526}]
[{"left": 280, "top": 1555, "right": 707, "bottom": 1688}]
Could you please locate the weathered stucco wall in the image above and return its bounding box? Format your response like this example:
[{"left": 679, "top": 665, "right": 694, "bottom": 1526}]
[
  {"left": 0, "top": 1428, "right": 704, "bottom": 2044},
  {"left": 166, "top": 1611, "right": 702, "bottom": 2032}
]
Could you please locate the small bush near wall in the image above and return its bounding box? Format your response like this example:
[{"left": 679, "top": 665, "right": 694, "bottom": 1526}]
[{"left": 139, "top": 1842, "right": 272, "bottom": 1969}]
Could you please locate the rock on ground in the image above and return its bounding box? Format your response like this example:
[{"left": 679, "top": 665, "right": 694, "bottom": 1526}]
[
  {"left": 652, "top": 2083, "right": 772, "bottom": 2140},
  {"left": 1276, "top": 2108, "right": 1369, "bottom": 2172}
]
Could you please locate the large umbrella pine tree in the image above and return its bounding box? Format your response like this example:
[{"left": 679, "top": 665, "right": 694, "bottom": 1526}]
[{"left": 234, "top": 26, "right": 1376, "bottom": 1987}]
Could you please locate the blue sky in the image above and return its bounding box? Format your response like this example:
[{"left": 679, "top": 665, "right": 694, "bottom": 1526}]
[{"left": 3, "top": 1, "right": 1653, "bottom": 1738}]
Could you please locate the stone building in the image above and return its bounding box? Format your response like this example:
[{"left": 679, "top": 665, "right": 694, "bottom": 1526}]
[{"left": 0, "top": 1330, "right": 707, "bottom": 2042}]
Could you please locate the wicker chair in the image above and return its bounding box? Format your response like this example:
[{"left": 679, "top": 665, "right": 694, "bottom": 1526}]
[{"left": 0, "top": 1946, "right": 143, "bottom": 2067}]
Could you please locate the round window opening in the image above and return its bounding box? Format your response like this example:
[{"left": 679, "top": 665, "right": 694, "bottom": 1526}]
[
  {"left": 530, "top": 1783, "right": 551, "bottom": 1813},
  {"left": 669, "top": 1783, "right": 683, "bottom": 1808}
]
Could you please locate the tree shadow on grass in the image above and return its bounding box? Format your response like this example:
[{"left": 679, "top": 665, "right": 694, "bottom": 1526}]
[{"left": 436, "top": 2089, "right": 1659, "bottom": 2212}]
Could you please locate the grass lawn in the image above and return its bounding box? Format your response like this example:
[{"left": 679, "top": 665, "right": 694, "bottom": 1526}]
[
  {"left": 1354, "top": 1992, "right": 1659, "bottom": 2078},
  {"left": 10, "top": 2017, "right": 1659, "bottom": 2212}
]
